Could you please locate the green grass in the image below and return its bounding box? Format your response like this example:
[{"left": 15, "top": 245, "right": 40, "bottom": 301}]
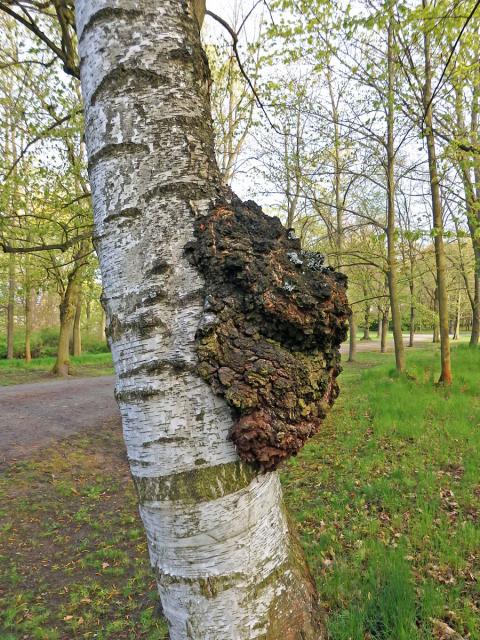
[
  {"left": 0, "top": 343, "right": 478, "bottom": 639},
  {"left": 282, "top": 343, "right": 480, "bottom": 639},
  {"left": 0, "top": 352, "right": 114, "bottom": 386}
]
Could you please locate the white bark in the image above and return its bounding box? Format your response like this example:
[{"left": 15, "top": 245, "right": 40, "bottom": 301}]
[{"left": 76, "top": 2, "right": 320, "bottom": 638}]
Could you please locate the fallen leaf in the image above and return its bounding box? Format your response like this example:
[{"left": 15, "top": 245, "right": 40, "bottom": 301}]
[{"left": 431, "top": 618, "right": 464, "bottom": 640}]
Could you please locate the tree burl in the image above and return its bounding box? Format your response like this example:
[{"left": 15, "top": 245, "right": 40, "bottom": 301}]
[{"left": 187, "top": 195, "right": 350, "bottom": 471}]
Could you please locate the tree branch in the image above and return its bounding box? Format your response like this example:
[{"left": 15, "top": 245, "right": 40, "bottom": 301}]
[
  {"left": 1, "top": 230, "right": 92, "bottom": 254},
  {"left": 206, "top": 9, "right": 281, "bottom": 134}
]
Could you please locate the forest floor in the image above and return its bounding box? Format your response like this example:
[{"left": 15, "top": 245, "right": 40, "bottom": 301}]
[
  {"left": 0, "top": 343, "right": 478, "bottom": 639},
  {"left": 0, "top": 353, "right": 114, "bottom": 387}
]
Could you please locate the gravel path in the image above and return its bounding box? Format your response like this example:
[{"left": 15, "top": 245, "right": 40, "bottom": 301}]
[
  {"left": 340, "top": 333, "right": 434, "bottom": 354},
  {"left": 0, "top": 376, "right": 119, "bottom": 467}
]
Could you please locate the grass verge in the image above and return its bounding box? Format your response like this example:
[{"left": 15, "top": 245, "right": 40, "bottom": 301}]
[
  {"left": 283, "top": 344, "right": 480, "bottom": 639},
  {"left": 0, "top": 353, "right": 114, "bottom": 386}
]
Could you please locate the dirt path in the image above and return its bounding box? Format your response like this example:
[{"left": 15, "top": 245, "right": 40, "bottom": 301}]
[{"left": 0, "top": 376, "right": 119, "bottom": 467}]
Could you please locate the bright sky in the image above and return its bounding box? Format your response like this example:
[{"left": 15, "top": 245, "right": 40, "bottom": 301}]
[
  {"left": 204, "top": 0, "right": 264, "bottom": 43},
  {"left": 206, "top": 0, "right": 250, "bottom": 22},
  {"left": 203, "top": 0, "right": 267, "bottom": 199}
]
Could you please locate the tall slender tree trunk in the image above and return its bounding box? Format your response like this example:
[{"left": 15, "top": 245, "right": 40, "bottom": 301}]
[
  {"left": 7, "top": 253, "right": 15, "bottom": 360},
  {"left": 422, "top": 2, "right": 452, "bottom": 383},
  {"left": 454, "top": 89, "right": 479, "bottom": 346},
  {"left": 470, "top": 67, "right": 480, "bottom": 345},
  {"left": 24, "top": 253, "right": 33, "bottom": 362},
  {"left": 76, "top": 2, "right": 324, "bottom": 638},
  {"left": 327, "top": 67, "right": 343, "bottom": 265},
  {"left": 73, "top": 293, "right": 82, "bottom": 357},
  {"left": 409, "top": 281, "right": 415, "bottom": 347},
  {"left": 381, "top": 307, "right": 389, "bottom": 354},
  {"left": 433, "top": 288, "right": 440, "bottom": 343},
  {"left": 362, "top": 300, "right": 371, "bottom": 340},
  {"left": 471, "top": 252, "right": 480, "bottom": 345},
  {"left": 86, "top": 297, "right": 91, "bottom": 335},
  {"left": 377, "top": 312, "right": 383, "bottom": 340},
  {"left": 98, "top": 305, "right": 105, "bottom": 342},
  {"left": 25, "top": 286, "right": 34, "bottom": 363},
  {"left": 453, "top": 82, "right": 479, "bottom": 346},
  {"left": 348, "top": 313, "right": 357, "bottom": 362},
  {"left": 453, "top": 290, "right": 461, "bottom": 340},
  {"left": 386, "top": 11, "right": 405, "bottom": 372}
]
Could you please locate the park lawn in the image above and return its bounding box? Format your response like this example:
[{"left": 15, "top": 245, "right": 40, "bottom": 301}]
[
  {"left": 284, "top": 343, "right": 480, "bottom": 640},
  {"left": 0, "top": 353, "right": 114, "bottom": 386},
  {"left": 0, "top": 344, "right": 478, "bottom": 639}
]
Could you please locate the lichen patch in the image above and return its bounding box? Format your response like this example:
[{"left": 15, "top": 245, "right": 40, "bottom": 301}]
[{"left": 186, "top": 195, "right": 350, "bottom": 471}]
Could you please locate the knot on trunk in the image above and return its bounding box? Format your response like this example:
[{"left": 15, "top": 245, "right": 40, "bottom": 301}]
[{"left": 186, "top": 195, "right": 350, "bottom": 470}]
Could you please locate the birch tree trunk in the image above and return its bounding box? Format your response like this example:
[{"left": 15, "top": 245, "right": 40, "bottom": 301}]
[{"left": 76, "top": 2, "right": 323, "bottom": 638}]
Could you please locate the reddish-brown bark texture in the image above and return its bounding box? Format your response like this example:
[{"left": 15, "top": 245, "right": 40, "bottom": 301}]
[{"left": 187, "top": 195, "right": 350, "bottom": 470}]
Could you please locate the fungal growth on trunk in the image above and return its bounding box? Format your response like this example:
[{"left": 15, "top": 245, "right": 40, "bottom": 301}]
[{"left": 187, "top": 195, "right": 350, "bottom": 471}]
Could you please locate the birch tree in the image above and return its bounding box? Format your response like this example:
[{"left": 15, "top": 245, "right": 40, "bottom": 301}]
[{"left": 76, "top": 1, "right": 331, "bottom": 637}]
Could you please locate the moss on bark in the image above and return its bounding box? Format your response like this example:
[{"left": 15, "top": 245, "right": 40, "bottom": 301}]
[{"left": 133, "top": 460, "right": 257, "bottom": 504}]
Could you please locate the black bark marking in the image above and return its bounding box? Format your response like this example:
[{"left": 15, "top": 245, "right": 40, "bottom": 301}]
[
  {"left": 120, "top": 358, "right": 196, "bottom": 379},
  {"left": 79, "top": 7, "right": 143, "bottom": 43},
  {"left": 107, "top": 311, "right": 170, "bottom": 342},
  {"left": 188, "top": 195, "right": 350, "bottom": 471},
  {"left": 88, "top": 142, "right": 149, "bottom": 171},
  {"left": 115, "top": 387, "right": 165, "bottom": 403},
  {"left": 147, "top": 259, "right": 170, "bottom": 276},
  {"left": 143, "top": 180, "right": 215, "bottom": 204},
  {"left": 104, "top": 207, "right": 142, "bottom": 225},
  {"left": 91, "top": 66, "right": 169, "bottom": 106}
]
